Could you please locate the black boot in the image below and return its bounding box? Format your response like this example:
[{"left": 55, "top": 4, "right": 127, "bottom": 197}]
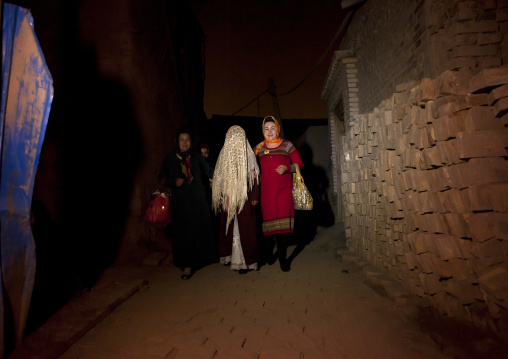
[
  {"left": 276, "top": 233, "right": 291, "bottom": 272},
  {"left": 265, "top": 235, "right": 277, "bottom": 265}
]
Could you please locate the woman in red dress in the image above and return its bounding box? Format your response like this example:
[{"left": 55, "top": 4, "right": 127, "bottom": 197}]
[{"left": 254, "top": 116, "right": 304, "bottom": 272}]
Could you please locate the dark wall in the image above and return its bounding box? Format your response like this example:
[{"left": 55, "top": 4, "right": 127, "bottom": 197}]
[{"left": 6, "top": 0, "right": 206, "bottom": 335}]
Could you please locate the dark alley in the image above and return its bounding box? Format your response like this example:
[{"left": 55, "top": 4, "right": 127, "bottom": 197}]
[{"left": 1, "top": 0, "right": 508, "bottom": 358}]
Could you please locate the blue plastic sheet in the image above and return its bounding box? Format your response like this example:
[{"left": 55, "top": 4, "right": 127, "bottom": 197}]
[{"left": 1, "top": 3, "right": 53, "bottom": 355}]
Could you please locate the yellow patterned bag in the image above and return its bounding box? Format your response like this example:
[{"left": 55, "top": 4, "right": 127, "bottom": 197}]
[{"left": 292, "top": 163, "right": 313, "bottom": 210}]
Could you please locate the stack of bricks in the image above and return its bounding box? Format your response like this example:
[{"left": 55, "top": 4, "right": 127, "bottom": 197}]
[
  {"left": 432, "top": 0, "right": 507, "bottom": 73},
  {"left": 340, "top": 67, "right": 508, "bottom": 338}
]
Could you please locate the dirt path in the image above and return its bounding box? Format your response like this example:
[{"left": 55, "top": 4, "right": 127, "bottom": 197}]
[{"left": 58, "top": 226, "right": 451, "bottom": 359}]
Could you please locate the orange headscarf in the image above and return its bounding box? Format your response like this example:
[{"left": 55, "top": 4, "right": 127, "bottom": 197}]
[
  {"left": 254, "top": 115, "right": 284, "bottom": 155},
  {"left": 262, "top": 115, "right": 283, "bottom": 144}
]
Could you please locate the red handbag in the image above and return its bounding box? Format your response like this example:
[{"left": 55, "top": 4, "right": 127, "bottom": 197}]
[{"left": 144, "top": 190, "right": 172, "bottom": 224}]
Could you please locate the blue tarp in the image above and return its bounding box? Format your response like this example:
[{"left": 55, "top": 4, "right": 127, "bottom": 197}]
[{"left": 1, "top": 3, "right": 53, "bottom": 356}]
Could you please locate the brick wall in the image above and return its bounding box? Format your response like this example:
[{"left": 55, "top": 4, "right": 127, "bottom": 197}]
[
  {"left": 340, "top": 0, "right": 431, "bottom": 113},
  {"left": 322, "top": 51, "right": 359, "bottom": 221},
  {"left": 340, "top": 0, "right": 508, "bottom": 114},
  {"left": 430, "top": 0, "right": 506, "bottom": 73},
  {"left": 322, "top": 0, "right": 508, "bottom": 337},
  {"left": 340, "top": 67, "right": 508, "bottom": 339}
]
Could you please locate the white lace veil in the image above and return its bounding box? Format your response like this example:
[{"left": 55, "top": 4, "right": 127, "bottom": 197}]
[{"left": 212, "top": 125, "right": 259, "bottom": 234}]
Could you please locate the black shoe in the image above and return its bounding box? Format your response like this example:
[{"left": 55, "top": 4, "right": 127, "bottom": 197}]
[
  {"left": 267, "top": 255, "right": 277, "bottom": 265},
  {"left": 264, "top": 235, "right": 277, "bottom": 265},
  {"left": 238, "top": 269, "right": 249, "bottom": 275},
  {"left": 280, "top": 263, "right": 291, "bottom": 272},
  {"left": 276, "top": 234, "right": 290, "bottom": 272}
]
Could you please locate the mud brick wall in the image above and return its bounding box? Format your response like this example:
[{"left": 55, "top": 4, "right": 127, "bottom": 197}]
[
  {"left": 431, "top": 0, "right": 508, "bottom": 73},
  {"left": 340, "top": 0, "right": 508, "bottom": 114},
  {"left": 29, "top": 0, "right": 206, "bottom": 262},
  {"left": 340, "top": 66, "right": 508, "bottom": 338},
  {"left": 340, "top": 0, "right": 432, "bottom": 113}
]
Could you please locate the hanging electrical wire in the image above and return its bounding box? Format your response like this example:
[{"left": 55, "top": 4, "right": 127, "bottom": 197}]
[
  {"left": 278, "top": 10, "right": 353, "bottom": 97},
  {"left": 231, "top": 88, "right": 269, "bottom": 116},
  {"left": 229, "top": 10, "right": 354, "bottom": 116}
]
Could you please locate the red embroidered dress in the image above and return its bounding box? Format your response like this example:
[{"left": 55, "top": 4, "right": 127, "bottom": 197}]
[{"left": 255, "top": 139, "right": 304, "bottom": 235}]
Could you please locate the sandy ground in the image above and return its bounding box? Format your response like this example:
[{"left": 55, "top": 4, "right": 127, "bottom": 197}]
[{"left": 54, "top": 225, "right": 454, "bottom": 359}]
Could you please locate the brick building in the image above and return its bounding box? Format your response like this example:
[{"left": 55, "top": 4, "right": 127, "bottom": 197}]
[{"left": 322, "top": 0, "right": 508, "bottom": 339}]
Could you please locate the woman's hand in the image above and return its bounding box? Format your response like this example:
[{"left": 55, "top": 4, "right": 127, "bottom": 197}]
[
  {"left": 275, "top": 165, "right": 287, "bottom": 175},
  {"left": 175, "top": 178, "right": 185, "bottom": 187}
]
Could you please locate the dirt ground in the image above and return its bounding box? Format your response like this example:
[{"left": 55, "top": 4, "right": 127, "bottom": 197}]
[{"left": 10, "top": 223, "right": 508, "bottom": 359}]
